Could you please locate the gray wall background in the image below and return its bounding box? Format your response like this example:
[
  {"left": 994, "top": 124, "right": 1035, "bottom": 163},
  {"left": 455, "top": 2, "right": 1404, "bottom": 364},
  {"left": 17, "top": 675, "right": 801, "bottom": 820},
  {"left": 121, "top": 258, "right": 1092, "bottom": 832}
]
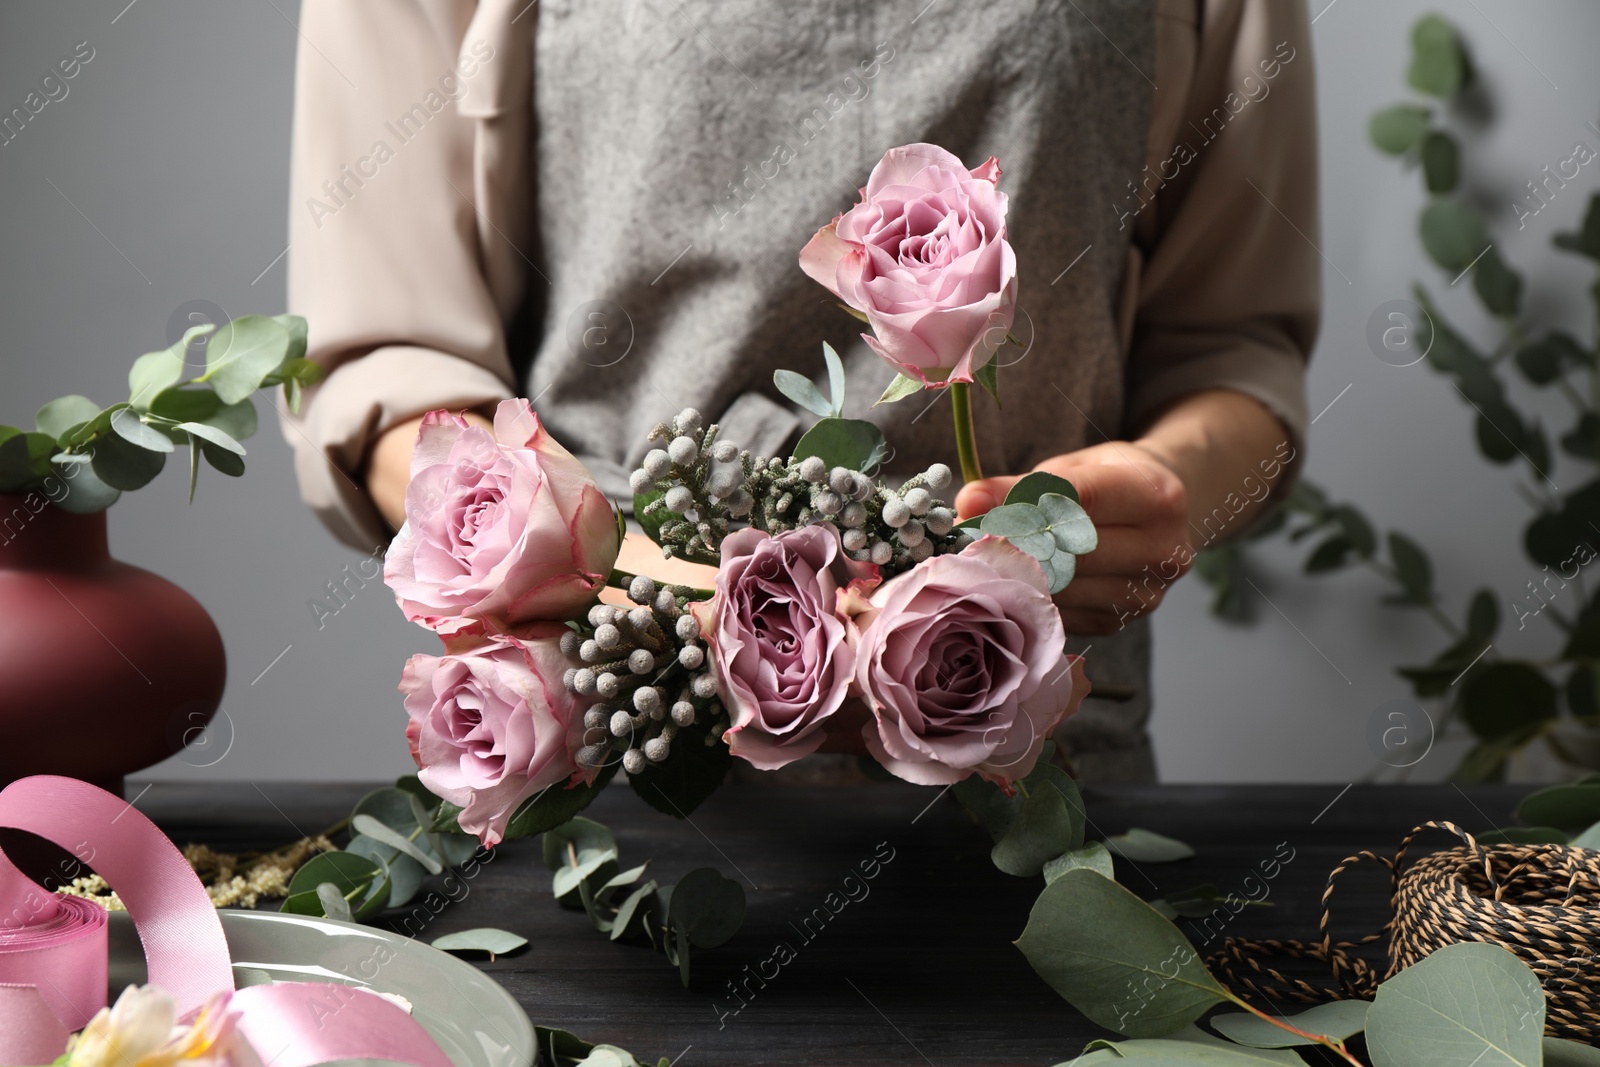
[{"left": 2, "top": 1, "right": 1597, "bottom": 784}]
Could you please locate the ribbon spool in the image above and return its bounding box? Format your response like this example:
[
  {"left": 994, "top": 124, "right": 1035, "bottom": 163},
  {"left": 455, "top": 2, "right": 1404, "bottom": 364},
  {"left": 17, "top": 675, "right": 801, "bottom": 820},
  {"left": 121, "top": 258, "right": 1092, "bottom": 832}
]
[
  {"left": 0, "top": 775, "right": 457, "bottom": 1067},
  {"left": 1208, "top": 820, "right": 1600, "bottom": 1044}
]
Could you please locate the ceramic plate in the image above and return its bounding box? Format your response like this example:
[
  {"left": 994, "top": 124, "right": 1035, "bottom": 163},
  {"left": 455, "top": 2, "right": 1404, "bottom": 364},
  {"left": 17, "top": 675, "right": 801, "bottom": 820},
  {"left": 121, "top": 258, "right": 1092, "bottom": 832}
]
[{"left": 108, "top": 910, "right": 535, "bottom": 1067}]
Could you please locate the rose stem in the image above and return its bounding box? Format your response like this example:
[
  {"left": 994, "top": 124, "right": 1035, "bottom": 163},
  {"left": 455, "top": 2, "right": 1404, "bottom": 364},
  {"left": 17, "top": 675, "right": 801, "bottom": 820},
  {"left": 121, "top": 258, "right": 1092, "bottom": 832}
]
[
  {"left": 607, "top": 567, "right": 714, "bottom": 602},
  {"left": 949, "top": 382, "right": 984, "bottom": 485}
]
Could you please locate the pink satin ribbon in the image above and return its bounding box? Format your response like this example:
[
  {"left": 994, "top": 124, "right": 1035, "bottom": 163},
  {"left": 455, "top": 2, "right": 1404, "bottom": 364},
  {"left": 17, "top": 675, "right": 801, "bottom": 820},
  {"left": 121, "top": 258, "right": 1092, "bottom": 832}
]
[{"left": 0, "top": 776, "right": 457, "bottom": 1067}]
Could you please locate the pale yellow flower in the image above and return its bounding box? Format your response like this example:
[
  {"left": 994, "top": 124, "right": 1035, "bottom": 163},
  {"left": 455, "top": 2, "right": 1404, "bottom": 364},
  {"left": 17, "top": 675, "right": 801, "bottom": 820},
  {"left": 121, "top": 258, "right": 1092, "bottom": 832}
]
[{"left": 65, "top": 986, "right": 262, "bottom": 1067}]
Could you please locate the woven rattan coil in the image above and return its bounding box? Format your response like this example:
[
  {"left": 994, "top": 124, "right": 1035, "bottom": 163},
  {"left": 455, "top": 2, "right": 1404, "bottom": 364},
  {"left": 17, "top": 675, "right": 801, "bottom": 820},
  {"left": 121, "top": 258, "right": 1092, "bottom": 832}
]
[{"left": 1207, "top": 820, "right": 1600, "bottom": 1043}]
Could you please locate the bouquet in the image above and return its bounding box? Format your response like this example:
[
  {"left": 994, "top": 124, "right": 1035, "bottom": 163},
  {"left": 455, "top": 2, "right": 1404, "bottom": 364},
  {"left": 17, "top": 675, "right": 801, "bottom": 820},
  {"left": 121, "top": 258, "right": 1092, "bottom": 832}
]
[{"left": 378, "top": 143, "right": 1096, "bottom": 983}]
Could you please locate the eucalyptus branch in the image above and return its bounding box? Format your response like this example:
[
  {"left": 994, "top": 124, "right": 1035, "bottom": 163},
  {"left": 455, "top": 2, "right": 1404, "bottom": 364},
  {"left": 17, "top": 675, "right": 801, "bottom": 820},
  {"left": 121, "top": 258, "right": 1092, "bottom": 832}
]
[{"left": 1220, "top": 992, "right": 1365, "bottom": 1067}]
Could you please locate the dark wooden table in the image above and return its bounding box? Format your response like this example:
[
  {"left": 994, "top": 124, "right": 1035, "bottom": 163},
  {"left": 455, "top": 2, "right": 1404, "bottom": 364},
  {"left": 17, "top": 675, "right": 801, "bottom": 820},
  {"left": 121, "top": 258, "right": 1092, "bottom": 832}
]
[{"left": 134, "top": 780, "right": 1524, "bottom": 1067}]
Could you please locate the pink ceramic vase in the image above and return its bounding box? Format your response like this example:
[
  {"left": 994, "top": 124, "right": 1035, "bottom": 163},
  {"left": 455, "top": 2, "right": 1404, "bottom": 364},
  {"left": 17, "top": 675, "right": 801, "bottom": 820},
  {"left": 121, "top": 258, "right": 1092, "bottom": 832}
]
[{"left": 0, "top": 494, "right": 225, "bottom": 793}]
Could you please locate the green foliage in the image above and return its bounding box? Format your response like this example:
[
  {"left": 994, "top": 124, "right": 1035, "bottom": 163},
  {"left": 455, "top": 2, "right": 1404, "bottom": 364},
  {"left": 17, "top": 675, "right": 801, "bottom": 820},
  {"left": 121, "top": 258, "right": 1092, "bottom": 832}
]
[
  {"left": 1, "top": 314, "right": 316, "bottom": 510},
  {"left": 430, "top": 928, "right": 529, "bottom": 959},
  {"left": 978, "top": 491, "right": 1097, "bottom": 594},
  {"left": 1106, "top": 828, "right": 1196, "bottom": 863},
  {"left": 1209, "top": 1000, "right": 1370, "bottom": 1049},
  {"left": 1197, "top": 14, "right": 1600, "bottom": 777},
  {"left": 1366, "top": 943, "right": 1542, "bottom": 1067},
  {"left": 1406, "top": 14, "right": 1467, "bottom": 97},
  {"left": 627, "top": 715, "right": 732, "bottom": 818},
  {"left": 1369, "top": 104, "right": 1431, "bottom": 155},
  {"left": 790, "top": 416, "right": 887, "bottom": 473},
  {"left": 874, "top": 372, "right": 925, "bottom": 407},
  {"left": 1016, "top": 869, "right": 1229, "bottom": 1038},
  {"left": 541, "top": 813, "right": 745, "bottom": 987}
]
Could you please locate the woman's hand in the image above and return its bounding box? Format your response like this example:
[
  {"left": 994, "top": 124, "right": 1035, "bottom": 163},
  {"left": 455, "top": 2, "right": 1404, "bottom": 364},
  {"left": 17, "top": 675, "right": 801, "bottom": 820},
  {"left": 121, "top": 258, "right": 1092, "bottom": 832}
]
[
  {"left": 953, "top": 390, "right": 1294, "bottom": 635},
  {"left": 956, "top": 442, "right": 1191, "bottom": 634}
]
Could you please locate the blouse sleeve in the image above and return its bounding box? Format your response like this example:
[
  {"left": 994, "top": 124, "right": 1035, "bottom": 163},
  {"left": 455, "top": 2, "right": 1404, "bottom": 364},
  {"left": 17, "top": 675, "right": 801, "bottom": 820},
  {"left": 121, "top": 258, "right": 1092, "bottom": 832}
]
[
  {"left": 1124, "top": 0, "right": 1320, "bottom": 453},
  {"left": 278, "top": 0, "right": 532, "bottom": 549}
]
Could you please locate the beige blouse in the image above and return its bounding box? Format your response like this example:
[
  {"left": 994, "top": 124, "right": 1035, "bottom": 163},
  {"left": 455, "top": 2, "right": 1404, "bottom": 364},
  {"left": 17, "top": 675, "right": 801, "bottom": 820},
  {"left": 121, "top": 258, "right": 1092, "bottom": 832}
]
[{"left": 281, "top": 0, "right": 1319, "bottom": 550}]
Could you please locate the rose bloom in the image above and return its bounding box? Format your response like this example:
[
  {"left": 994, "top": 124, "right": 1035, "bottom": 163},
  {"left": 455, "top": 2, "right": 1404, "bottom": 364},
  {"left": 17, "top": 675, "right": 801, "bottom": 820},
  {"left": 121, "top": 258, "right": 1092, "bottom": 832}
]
[
  {"left": 800, "top": 142, "right": 1017, "bottom": 386},
  {"left": 400, "top": 630, "right": 587, "bottom": 847},
  {"left": 698, "top": 525, "right": 869, "bottom": 770},
  {"left": 852, "top": 536, "right": 1087, "bottom": 787},
  {"left": 66, "top": 986, "right": 262, "bottom": 1067},
  {"left": 384, "top": 398, "right": 621, "bottom": 635}
]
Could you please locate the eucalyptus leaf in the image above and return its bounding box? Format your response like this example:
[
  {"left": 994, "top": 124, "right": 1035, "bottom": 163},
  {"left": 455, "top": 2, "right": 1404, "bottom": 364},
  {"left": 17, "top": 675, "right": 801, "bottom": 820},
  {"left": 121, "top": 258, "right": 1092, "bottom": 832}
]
[
  {"left": 1058, "top": 1029, "right": 1307, "bottom": 1065},
  {"left": 1419, "top": 199, "right": 1488, "bottom": 273},
  {"left": 1570, "top": 821, "right": 1600, "bottom": 849},
  {"left": 1039, "top": 553, "right": 1076, "bottom": 595},
  {"left": 791, "top": 417, "right": 887, "bottom": 474},
  {"left": 1387, "top": 531, "right": 1433, "bottom": 603},
  {"left": 1209, "top": 1000, "right": 1370, "bottom": 1048},
  {"left": 1546, "top": 1036, "right": 1600, "bottom": 1065},
  {"left": 1043, "top": 842, "right": 1115, "bottom": 883},
  {"left": 611, "top": 879, "right": 660, "bottom": 941},
  {"left": 1003, "top": 470, "right": 1081, "bottom": 506},
  {"left": 282, "top": 851, "right": 390, "bottom": 921},
  {"left": 351, "top": 813, "right": 443, "bottom": 875},
  {"left": 35, "top": 395, "right": 100, "bottom": 440},
  {"left": 204, "top": 316, "right": 292, "bottom": 405},
  {"left": 110, "top": 408, "right": 174, "bottom": 453},
  {"left": 628, "top": 714, "right": 732, "bottom": 818},
  {"left": 51, "top": 463, "right": 121, "bottom": 513},
  {"left": 344, "top": 834, "right": 424, "bottom": 908},
  {"left": 1039, "top": 493, "right": 1098, "bottom": 554},
  {"left": 1408, "top": 14, "right": 1466, "bottom": 97},
  {"left": 1460, "top": 662, "right": 1556, "bottom": 742},
  {"left": 128, "top": 328, "right": 201, "bottom": 409},
  {"left": 175, "top": 422, "right": 244, "bottom": 455},
  {"left": 1016, "top": 869, "right": 1229, "bottom": 1038},
  {"left": 316, "top": 882, "right": 354, "bottom": 923},
  {"left": 1516, "top": 782, "right": 1600, "bottom": 831},
  {"left": 668, "top": 867, "right": 746, "bottom": 949},
  {"left": 1420, "top": 130, "right": 1458, "bottom": 194},
  {"left": 1476, "top": 826, "right": 1568, "bottom": 845},
  {"left": 431, "top": 928, "right": 529, "bottom": 958},
  {"left": 773, "top": 369, "right": 834, "bottom": 419},
  {"left": 272, "top": 313, "right": 309, "bottom": 362},
  {"left": 1369, "top": 104, "right": 1432, "bottom": 155},
  {"left": 822, "top": 342, "right": 846, "bottom": 415},
  {"left": 1366, "top": 942, "right": 1542, "bottom": 1067},
  {"left": 992, "top": 782, "right": 1079, "bottom": 877},
  {"left": 201, "top": 441, "right": 245, "bottom": 477},
  {"left": 981, "top": 502, "right": 1047, "bottom": 538},
  {"left": 1107, "top": 829, "right": 1195, "bottom": 864},
  {"left": 875, "top": 373, "right": 925, "bottom": 407},
  {"left": 91, "top": 431, "right": 167, "bottom": 491}
]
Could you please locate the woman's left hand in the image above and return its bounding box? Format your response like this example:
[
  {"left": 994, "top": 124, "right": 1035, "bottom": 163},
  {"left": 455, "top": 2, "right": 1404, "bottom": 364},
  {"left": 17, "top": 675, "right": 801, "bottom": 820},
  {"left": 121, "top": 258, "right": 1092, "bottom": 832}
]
[{"left": 954, "top": 441, "right": 1193, "bottom": 635}]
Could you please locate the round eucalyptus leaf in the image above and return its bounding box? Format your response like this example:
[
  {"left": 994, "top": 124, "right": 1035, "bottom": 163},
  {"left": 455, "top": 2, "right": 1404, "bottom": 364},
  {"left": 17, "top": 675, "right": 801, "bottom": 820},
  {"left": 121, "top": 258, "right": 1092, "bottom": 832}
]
[
  {"left": 1407, "top": 14, "right": 1466, "bottom": 98},
  {"left": 1369, "top": 104, "right": 1431, "bottom": 155},
  {"left": 51, "top": 463, "right": 121, "bottom": 513},
  {"left": 1420, "top": 130, "right": 1458, "bottom": 194},
  {"left": 668, "top": 867, "right": 746, "bottom": 949},
  {"left": 205, "top": 316, "right": 293, "bottom": 406},
  {"left": 127, "top": 347, "right": 187, "bottom": 411},
  {"left": 980, "top": 502, "right": 1047, "bottom": 538},
  {"left": 200, "top": 440, "right": 245, "bottom": 477},
  {"left": 35, "top": 395, "right": 100, "bottom": 440},
  {"left": 1041, "top": 552, "right": 1075, "bottom": 594},
  {"left": 1009, "top": 530, "right": 1058, "bottom": 561},
  {"left": 175, "top": 421, "right": 245, "bottom": 455},
  {"left": 1419, "top": 199, "right": 1488, "bottom": 273},
  {"left": 991, "top": 782, "right": 1079, "bottom": 877},
  {"left": 1016, "top": 869, "right": 1228, "bottom": 1038},
  {"left": 1002, "top": 470, "right": 1081, "bottom": 506},
  {"left": 91, "top": 430, "right": 167, "bottom": 491},
  {"left": 1039, "top": 493, "right": 1098, "bottom": 554},
  {"left": 1043, "top": 842, "right": 1115, "bottom": 883},
  {"left": 110, "top": 408, "right": 174, "bottom": 453},
  {"left": 1367, "top": 942, "right": 1541, "bottom": 1067}
]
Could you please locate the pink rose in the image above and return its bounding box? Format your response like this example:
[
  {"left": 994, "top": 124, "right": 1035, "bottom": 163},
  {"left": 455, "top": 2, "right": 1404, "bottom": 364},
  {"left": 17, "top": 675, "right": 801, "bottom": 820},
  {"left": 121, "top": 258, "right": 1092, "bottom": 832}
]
[
  {"left": 701, "top": 525, "right": 869, "bottom": 770},
  {"left": 853, "top": 536, "right": 1087, "bottom": 787},
  {"left": 384, "top": 399, "right": 621, "bottom": 635},
  {"left": 400, "top": 629, "right": 588, "bottom": 847},
  {"left": 800, "top": 142, "right": 1017, "bottom": 386}
]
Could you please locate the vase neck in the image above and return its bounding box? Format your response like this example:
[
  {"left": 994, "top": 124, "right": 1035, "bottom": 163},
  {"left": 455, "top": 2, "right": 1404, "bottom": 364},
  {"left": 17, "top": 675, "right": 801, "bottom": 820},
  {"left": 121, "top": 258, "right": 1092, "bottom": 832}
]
[{"left": 0, "top": 494, "right": 109, "bottom": 570}]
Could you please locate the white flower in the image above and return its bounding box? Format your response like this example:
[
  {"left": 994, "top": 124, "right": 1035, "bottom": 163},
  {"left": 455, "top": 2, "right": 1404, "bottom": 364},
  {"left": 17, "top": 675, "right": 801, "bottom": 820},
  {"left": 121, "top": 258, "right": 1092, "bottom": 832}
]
[{"left": 66, "top": 986, "right": 263, "bottom": 1067}]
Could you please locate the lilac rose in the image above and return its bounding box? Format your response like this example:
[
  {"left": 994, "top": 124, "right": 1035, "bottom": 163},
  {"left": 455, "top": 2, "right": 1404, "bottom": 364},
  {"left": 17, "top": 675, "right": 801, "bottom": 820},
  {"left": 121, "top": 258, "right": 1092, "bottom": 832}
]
[
  {"left": 384, "top": 399, "right": 621, "bottom": 636},
  {"left": 699, "top": 525, "right": 870, "bottom": 770},
  {"left": 400, "top": 628, "right": 588, "bottom": 847},
  {"left": 799, "top": 142, "right": 1017, "bottom": 386},
  {"left": 853, "top": 535, "right": 1088, "bottom": 788}
]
